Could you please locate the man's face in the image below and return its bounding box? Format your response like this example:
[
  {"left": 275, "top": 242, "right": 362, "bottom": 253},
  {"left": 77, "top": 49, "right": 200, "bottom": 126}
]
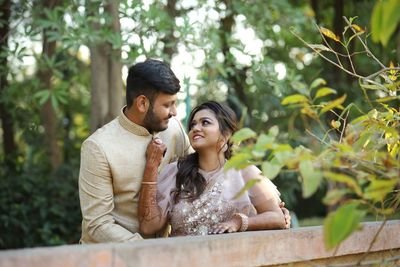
[{"left": 143, "top": 92, "right": 177, "bottom": 133}]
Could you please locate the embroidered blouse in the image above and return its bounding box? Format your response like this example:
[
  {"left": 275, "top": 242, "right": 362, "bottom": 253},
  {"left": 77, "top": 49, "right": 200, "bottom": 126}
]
[{"left": 156, "top": 162, "right": 281, "bottom": 236}]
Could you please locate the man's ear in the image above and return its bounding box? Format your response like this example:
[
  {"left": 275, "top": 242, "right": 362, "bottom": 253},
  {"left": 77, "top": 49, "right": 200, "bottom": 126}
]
[{"left": 136, "top": 95, "right": 150, "bottom": 113}]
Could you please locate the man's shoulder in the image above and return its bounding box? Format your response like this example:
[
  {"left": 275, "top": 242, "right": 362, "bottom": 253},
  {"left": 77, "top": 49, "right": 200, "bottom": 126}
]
[{"left": 83, "top": 118, "right": 120, "bottom": 145}]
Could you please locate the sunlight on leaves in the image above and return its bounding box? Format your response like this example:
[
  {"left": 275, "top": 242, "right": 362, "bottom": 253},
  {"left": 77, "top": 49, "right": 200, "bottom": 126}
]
[
  {"left": 320, "top": 94, "right": 347, "bottom": 114},
  {"left": 231, "top": 128, "right": 257, "bottom": 143},
  {"left": 320, "top": 27, "right": 340, "bottom": 42},
  {"left": 281, "top": 94, "right": 309, "bottom": 105}
]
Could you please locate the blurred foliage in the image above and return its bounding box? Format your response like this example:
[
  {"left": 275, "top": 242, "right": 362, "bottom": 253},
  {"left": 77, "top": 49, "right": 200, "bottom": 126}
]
[
  {"left": 227, "top": 16, "right": 399, "bottom": 250},
  {"left": 1, "top": 0, "right": 399, "bottom": 249},
  {"left": 0, "top": 162, "right": 81, "bottom": 248}
]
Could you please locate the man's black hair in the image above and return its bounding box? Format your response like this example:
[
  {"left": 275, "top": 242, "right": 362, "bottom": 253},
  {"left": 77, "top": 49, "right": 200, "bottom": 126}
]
[{"left": 126, "top": 59, "right": 180, "bottom": 107}]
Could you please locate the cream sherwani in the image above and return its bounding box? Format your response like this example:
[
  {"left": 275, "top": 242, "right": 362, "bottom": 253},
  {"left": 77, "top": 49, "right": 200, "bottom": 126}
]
[{"left": 79, "top": 108, "right": 192, "bottom": 243}]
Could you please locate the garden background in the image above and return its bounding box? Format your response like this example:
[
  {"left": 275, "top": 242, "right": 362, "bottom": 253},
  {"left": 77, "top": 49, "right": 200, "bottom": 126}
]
[{"left": 0, "top": 0, "right": 399, "bottom": 249}]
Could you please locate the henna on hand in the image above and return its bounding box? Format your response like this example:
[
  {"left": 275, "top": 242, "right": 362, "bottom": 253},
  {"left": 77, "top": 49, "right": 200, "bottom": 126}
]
[
  {"left": 146, "top": 138, "right": 167, "bottom": 168},
  {"left": 138, "top": 184, "right": 161, "bottom": 223}
]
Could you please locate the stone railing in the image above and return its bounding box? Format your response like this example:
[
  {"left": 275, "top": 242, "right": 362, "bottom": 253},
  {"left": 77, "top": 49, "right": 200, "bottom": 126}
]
[{"left": 1, "top": 220, "right": 399, "bottom": 267}]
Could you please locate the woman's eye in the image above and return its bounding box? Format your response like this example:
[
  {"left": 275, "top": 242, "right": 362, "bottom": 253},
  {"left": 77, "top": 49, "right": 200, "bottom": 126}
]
[{"left": 202, "top": 120, "right": 210, "bottom": 126}]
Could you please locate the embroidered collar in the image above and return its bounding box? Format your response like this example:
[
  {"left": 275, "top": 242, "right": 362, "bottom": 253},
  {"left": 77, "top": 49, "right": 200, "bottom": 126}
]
[
  {"left": 118, "top": 106, "right": 152, "bottom": 136},
  {"left": 198, "top": 161, "right": 227, "bottom": 182}
]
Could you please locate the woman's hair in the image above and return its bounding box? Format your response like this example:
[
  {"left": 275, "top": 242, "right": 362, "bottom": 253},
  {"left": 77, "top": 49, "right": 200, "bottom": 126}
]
[{"left": 174, "top": 101, "right": 238, "bottom": 202}]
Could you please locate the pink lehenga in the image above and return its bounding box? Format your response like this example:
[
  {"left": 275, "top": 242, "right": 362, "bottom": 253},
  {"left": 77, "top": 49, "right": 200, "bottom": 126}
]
[{"left": 157, "top": 162, "right": 281, "bottom": 236}]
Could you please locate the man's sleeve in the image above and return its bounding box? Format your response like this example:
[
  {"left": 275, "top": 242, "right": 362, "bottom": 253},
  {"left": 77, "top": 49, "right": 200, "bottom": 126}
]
[{"left": 79, "top": 139, "right": 142, "bottom": 243}]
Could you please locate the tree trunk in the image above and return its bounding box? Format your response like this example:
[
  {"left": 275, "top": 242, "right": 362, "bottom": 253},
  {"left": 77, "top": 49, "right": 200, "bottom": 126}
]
[
  {"left": 310, "top": 0, "right": 319, "bottom": 24},
  {"left": 89, "top": 0, "right": 123, "bottom": 133},
  {"left": 219, "top": 0, "right": 250, "bottom": 112},
  {"left": 0, "top": 0, "right": 17, "bottom": 169},
  {"left": 38, "top": 0, "right": 63, "bottom": 171},
  {"left": 89, "top": 43, "right": 110, "bottom": 132},
  {"left": 161, "top": 0, "right": 178, "bottom": 62},
  {"left": 105, "top": 1, "right": 123, "bottom": 122}
]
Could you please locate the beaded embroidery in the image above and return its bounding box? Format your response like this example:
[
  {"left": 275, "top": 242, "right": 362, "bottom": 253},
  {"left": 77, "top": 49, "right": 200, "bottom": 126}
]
[{"left": 170, "top": 178, "right": 237, "bottom": 236}]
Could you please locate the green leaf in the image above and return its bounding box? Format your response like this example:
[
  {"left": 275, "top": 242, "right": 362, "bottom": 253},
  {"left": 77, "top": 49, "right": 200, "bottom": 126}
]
[
  {"left": 323, "top": 203, "right": 366, "bottom": 249},
  {"left": 314, "top": 87, "right": 337, "bottom": 100},
  {"left": 302, "top": 171, "right": 323, "bottom": 198},
  {"left": 359, "top": 83, "right": 385, "bottom": 90},
  {"left": 253, "top": 133, "right": 275, "bottom": 152},
  {"left": 261, "top": 161, "right": 282, "bottom": 180},
  {"left": 364, "top": 179, "right": 398, "bottom": 203},
  {"left": 353, "top": 132, "right": 373, "bottom": 152},
  {"left": 376, "top": 96, "right": 400, "bottom": 103},
  {"left": 233, "top": 178, "right": 261, "bottom": 199},
  {"left": 323, "top": 189, "right": 349, "bottom": 206},
  {"left": 320, "top": 94, "right": 347, "bottom": 114},
  {"left": 350, "top": 114, "right": 369, "bottom": 125},
  {"left": 380, "top": 0, "right": 400, "bottom": 46},
  {"left": 224, "top": 152, "right": 252, "bottom": 170},
  {"left": 34, "top": 90, "right": 51, "bottom": 105},
  {"left": 50, "top": 94, "right": 58, "bottom": 110},
  {"left": 269, "top": 125, "right": 279, "bottom": 137},
  {"left": 281, "top": 94, "right": 309, "bottom": 105},
  {"left": 300, "top": 160, "right": 322, "bottom": 198},
  {"left": 310, "top": 78, "right": 327, "bottom": 90},
  {"left": 371, "top": 1, "right": 383, "bottom": 43},
  {"left": 308, "top": 44, "right": 331, "bottom": 52},
  {"left": 324, "top": 172, "right": 362, "bottom": 196},
  {"left": 299, "top": 160, "right": 313, "bottom": 178},
  {"left": 231, "top": 128, "right": 257, "bottom": 143},
  {"left": 274, "top": 151, "right": 294, "bottom": 164}
]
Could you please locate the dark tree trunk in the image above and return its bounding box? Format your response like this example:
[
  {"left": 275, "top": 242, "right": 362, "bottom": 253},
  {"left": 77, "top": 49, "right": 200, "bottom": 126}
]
[
  {"left": 311, "top": 0, "right": 319, "bottom": 24},
  {"left": 220, "top": 0, "right": 250, "bottom": 113},
  {"left": 0, "top": 0, "right": 17, "bottom": 169},
  {"left": 38, "top": 0, "right": 63, "bottom": 171},
  {"left": 161, "top": 0, "right": 178, "bottom": 61}
]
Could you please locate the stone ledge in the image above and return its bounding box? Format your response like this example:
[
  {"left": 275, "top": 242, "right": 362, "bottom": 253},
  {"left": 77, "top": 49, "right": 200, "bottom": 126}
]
[{"left": 1, "top": 220, "right": 399, "bottom": 267}]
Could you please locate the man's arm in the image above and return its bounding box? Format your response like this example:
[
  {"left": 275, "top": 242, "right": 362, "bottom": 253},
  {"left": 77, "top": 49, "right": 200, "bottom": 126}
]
[{"left": 79, "top": 140, "right": 141, "bottom": 243}]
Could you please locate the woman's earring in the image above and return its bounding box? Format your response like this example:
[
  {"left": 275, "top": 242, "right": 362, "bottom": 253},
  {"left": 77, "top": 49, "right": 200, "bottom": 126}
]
[{"left": 221, "top": 143, "right": 228, "bottom": 153}]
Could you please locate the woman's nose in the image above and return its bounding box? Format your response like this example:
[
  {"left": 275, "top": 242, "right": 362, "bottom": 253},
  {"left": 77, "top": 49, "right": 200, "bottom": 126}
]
[{"left": 191, "top": 123, "right": 201, "bottom": 132}]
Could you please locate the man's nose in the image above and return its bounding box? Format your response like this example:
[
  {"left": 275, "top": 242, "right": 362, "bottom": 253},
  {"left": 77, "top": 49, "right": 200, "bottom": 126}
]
[{"left": 170, "top": 105, "right": 177, "bottom": 117}]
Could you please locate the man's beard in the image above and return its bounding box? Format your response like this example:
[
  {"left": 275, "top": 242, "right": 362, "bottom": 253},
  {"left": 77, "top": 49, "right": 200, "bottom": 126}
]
[{"left": 143, "top": 107, "right": 170, "bottom": 133}]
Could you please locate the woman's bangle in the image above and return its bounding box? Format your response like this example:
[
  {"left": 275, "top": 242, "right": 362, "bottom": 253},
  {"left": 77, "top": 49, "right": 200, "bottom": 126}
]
[
  {"left": 233, "top": 213, "right": 249, "bottom": 232},
  {"left": 141, "top": 181, "right": 157, "bottom": 185}
]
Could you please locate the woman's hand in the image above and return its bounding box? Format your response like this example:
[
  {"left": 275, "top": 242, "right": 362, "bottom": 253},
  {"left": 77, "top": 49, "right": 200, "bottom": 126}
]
[
  {"left": 279, "top": 202, "right": 291, "bottom": 229},
  {"left": 209, "top": 216, "right": 242, "bottom": 234},
  {"left": 145, "top": 137, "right": 167, "bottom": 168}
]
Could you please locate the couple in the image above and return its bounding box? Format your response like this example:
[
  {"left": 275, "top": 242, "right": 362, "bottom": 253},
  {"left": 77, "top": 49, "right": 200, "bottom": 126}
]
[{"left": 78, "top": 59, "right": 290, "bottom": 243}]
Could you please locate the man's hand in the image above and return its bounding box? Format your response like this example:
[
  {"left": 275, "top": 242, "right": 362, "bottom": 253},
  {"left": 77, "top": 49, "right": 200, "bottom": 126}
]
[
  {"left": 279, "top": 202, "right": 291, "bottom": 229},
  {"left": 145, "top": 137, "right": 167, "bottom": 168}
]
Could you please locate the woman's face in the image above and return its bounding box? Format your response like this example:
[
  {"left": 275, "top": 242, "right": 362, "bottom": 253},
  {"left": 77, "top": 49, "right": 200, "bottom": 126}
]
[{"left": 188, "top": 109, "right": 224, "bottom": 152}]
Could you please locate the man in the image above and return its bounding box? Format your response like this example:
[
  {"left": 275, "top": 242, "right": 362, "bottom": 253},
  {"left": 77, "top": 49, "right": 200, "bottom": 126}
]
[{"left": 79, "top": 59, "right": 192, "bottom": 243}]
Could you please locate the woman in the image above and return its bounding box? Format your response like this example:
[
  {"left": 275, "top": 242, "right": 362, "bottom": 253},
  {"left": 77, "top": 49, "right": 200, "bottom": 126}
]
[{"left": 138, "top": 101, "right": 288, "bottom": 236}]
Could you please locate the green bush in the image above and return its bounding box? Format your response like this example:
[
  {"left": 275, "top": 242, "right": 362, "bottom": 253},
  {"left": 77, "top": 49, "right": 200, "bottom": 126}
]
[{"left": 0, "top": 164, "right": 81, "bottom": 249}]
